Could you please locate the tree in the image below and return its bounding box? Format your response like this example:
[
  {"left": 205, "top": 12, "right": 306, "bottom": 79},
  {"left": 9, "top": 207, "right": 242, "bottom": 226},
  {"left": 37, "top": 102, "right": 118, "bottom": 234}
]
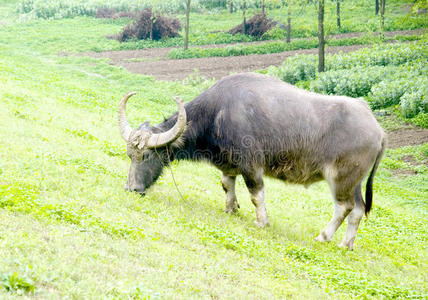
[
  {"left": 261, "top": 0, "right": 265, "bottom": 15},
  {"left": 336, "top": 0, "right": 341, "bottom": 29},
  {"left": 375, "top": 0, "right": 379, "bottom": 15},
  {"left": 318, "top": 0, "right": 325, "bottom": 72},
  {"left": 380, "top": 0, "right": 385, "bottom": 38},
  {"left": 184, "top": 0, "right": 191, "bottom": 50},
  {"left": 230, "top": 0, "right": 234, "bottom": 13},
  {"left": 286, "top": 0, "right": 292, "bottom": 43},
  {"left": 242, "top": 0, "right": 247, "bottom": 35}
]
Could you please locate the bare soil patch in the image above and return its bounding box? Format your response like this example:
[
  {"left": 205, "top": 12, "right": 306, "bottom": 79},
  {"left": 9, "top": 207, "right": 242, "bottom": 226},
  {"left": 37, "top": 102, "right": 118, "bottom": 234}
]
[
  {"left": 387, "top": 128, "right": 428, "bottom": 149},
  {"left": 85, "top": 44, "right": 370, "bottom": 81},
  {"left": 82, "top": 29, "right": 424, "bottom": 81}
]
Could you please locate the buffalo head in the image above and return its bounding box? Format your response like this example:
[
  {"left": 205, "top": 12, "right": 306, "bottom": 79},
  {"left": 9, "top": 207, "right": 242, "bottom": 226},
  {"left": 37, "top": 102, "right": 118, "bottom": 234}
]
[{"left": 118, "top": 92, "right": 187, "bottom": 194}]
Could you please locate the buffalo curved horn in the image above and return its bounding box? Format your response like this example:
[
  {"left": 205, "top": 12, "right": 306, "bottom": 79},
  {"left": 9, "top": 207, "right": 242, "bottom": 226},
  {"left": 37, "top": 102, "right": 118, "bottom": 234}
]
[
  {"left": 146, "top": 96, "right": 187, "bottom": 149},
  {"left": 118, "top": 91, "right": 136, "bottom": 142}
]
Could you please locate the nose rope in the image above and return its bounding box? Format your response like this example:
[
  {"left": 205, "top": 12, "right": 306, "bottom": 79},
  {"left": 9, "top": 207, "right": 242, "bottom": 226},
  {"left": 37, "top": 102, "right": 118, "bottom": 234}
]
[{"left": 153, "top": 146, "right": 186, "bottom": 203}]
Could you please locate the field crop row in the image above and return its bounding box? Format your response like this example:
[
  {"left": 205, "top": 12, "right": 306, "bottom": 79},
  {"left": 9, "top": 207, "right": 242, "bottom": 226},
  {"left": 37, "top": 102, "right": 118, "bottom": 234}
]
[
  {"left": 267, "top": 40, "right": 428, "bottom": 124},
  {"left": 167, "top": 33, "right": 421, "bottom": 59}
]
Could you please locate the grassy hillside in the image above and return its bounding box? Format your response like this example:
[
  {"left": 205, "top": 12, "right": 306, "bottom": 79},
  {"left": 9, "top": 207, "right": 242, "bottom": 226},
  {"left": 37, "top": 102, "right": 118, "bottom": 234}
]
[{"left": 0, "top": 1, "right": 427, "bottom": 298}]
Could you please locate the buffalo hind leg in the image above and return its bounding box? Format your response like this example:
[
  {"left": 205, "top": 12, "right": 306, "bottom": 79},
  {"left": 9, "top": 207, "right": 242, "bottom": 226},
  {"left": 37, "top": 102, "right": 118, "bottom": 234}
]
[
  {"left": 339, "top": 183, "right": 365, "bottom": 250},
  {"left": 316, "top": 193, "right": 354, "bottom": 242},
  {"left": 242, "top": 169, "right": 269, "bottom": 228},
  {"left": 221, "top": 174, "right": 239, "bottom": 214},
  {"left": 316, "top": 168, "right": 355, "bottom": 242}
]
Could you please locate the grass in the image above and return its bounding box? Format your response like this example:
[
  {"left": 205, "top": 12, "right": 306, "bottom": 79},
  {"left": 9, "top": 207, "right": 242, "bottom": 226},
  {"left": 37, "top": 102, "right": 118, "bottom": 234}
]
[
  {"left": 0, "top": 1, "right": 427, "bottom": 298},
  {"left": 8, "top": 0, "right": 428, "bottom": 52}
]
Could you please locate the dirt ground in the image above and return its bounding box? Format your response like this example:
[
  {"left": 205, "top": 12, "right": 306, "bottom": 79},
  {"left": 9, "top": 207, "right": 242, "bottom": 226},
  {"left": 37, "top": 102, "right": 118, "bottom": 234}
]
[
  {"left": 83, "top": 29, "right": 423, "bottom": 81},
  {"left": 387, "top": 128, "right": 428, "bottom": 149}
]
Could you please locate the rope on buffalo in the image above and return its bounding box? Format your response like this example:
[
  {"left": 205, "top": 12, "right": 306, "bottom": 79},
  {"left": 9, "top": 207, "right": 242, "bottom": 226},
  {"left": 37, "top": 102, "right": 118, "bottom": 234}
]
[{"left": 154, "top": 146, "right": 187, "bottom": 204}]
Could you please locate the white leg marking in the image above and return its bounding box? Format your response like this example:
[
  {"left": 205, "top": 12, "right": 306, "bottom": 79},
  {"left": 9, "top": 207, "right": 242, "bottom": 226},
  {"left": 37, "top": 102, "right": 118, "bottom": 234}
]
[
  {"left": 250, "top": 187, "right": 269, "bottom": 228},
  {"left": 221, "top": 174, "right": 239, "bottom": 214},
  {"left": 339, "top": 202, "right": 364, "bottom": 250}
]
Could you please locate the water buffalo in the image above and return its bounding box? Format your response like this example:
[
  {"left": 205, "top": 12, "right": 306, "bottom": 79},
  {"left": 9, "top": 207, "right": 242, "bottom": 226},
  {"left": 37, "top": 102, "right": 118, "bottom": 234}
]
[{"left": 118, "top": 73, "right": 385, "bottom": 250}]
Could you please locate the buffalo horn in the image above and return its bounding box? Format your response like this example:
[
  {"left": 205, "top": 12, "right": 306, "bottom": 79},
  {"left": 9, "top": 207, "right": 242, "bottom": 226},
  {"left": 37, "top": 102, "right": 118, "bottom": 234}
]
[{"left": 146, "top": 96, "right": 187, "bottom": 148}]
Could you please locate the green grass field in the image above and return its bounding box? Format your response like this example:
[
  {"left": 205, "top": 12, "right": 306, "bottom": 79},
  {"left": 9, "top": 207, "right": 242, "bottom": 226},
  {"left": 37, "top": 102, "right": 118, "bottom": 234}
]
[{"left": 0, "top": 1, "right": 427, "bottom": 298}]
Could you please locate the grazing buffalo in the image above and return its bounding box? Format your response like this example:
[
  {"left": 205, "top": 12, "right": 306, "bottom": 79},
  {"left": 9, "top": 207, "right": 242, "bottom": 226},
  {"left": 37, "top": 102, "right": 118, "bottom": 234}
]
[{"left": 118, "top": 73, "right": 385, "bottom": 250}]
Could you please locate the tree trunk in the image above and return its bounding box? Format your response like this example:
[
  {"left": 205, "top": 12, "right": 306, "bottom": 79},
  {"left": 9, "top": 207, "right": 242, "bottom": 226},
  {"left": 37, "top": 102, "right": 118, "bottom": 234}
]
[
  {"left": 230, "top": 0, "right": 234, "bottom": 13},
  {"left": 286, "top": 2, "right": 291, "bottom": 43},
  {"left": 375, "top": 0, "right": 379, "bottom": 15},
  {"left": 150, "top": 16, "right": 154, "bottom": 40},
  {"left": 242, "top": 0, "right": 247, "bottom": 35},
  {"left": 380, "top": 0, "right": 385, "bottom": 38},
  {"left": 184, "top": 0, "right": 191, "bottom": 50},
  {"left": 318, "top": 0, "right": 325, "bottom": 72},
  {"left": 336, "top": 0, "right": 341, "bottom": 29},
  {"left": 262, "top": 0, "right": 265, "bottom": 15}
]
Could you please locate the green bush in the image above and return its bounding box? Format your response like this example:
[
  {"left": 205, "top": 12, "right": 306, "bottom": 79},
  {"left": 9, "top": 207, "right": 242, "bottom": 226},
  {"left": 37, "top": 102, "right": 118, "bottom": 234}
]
[
  {"left": 401, "top": 87, "right": 428, "bottom": 119},
  {"left": 267, "top": 54, "right": 317, "bottom": 84},
  {"left": 368, "top": 79, "right": 413, "bottom": 109},
  {"left": 261, "top": 26, "right": 286, "bottom": 40},
  {"left": 410, "top": 113, "right": 428, "bottom": 128},
  {"left": 310, "top": 66, "right": 391, "bottom": 98}
]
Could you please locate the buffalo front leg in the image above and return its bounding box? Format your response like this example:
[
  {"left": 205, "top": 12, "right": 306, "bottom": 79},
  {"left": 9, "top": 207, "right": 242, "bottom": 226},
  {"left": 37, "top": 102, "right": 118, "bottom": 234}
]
[
  {"left": 221, "top": 174, "right": 239, "bottom": 214},
  {"left": 243, "top": 170, "right": 269, "bottom": 228}
]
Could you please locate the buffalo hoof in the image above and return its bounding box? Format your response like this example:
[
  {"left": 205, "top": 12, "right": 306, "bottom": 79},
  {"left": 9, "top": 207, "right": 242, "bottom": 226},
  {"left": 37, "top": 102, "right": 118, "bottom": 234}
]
[
  {"left": 338, "top": 238, "right": 355, "bottom": 251},
  {"left": 224, "top": 207, "right": 239, "bottom": 214},
  {"left": 224, "top": 203, "right": 240, "bottom": 214},
  {"left": 254, "top": 220, "right": 270, "bottom": 228},
  {"left": 314, "top": 232, "right": 330, "bottom": 242}
]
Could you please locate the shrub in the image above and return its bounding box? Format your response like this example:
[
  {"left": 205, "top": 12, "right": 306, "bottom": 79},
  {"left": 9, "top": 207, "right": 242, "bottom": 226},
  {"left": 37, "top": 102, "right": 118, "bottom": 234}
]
[
  {"left": 268, "top": 54, "right": 317, "bottom": 84},
  {"left": 310, "top": 66, "right": 391, "bottom": 98},
  {"left": 116, "top": 9, "right": 181, "bottom": 42},
  {"left": 367, "top": 62, "right": 427, "bottom": 110},
  {"left": 410, "top": 113, "right": 428, "bottom": 128},
  {"left": 229, "top": 13, "right": 277, "bottom": 38},
  {"left": 401, "top": 88, "right": 428, "bottom": 119},
  {"left": 368, "top": 79, "right": 412, "bottom": 109},
  {"left": 261, "top": 25, "right": 286, "bottom": 40}
]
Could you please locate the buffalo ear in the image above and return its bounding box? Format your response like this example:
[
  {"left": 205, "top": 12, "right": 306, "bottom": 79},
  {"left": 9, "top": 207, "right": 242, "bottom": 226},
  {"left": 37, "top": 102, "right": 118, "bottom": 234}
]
[
  {"left": 138, "top": 121, "right": 152, "bottom": 130},
  {"left": 129, "top": 130, "right": 152, "bottom": 150}
]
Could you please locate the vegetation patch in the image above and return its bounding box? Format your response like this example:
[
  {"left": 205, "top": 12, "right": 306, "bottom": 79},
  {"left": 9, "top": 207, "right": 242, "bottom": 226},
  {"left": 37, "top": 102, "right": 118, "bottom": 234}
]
[
  {"left": 229, "top": 13, "right": 277, "bottom": 38},
  {"left": 95, "top": 8, "right": 136, "bottom": 19},
  {"left": 1, "top": 272, "right": 36, "bottom": 294},
  {"left": 167, "top": 33, "right": 421, "bottom": 59},
  {"left": 268, "top": 40, "right": 428, "bottom": 122},
  {"left": 114, "top": 9, "right": 181, "bottom": 42}
]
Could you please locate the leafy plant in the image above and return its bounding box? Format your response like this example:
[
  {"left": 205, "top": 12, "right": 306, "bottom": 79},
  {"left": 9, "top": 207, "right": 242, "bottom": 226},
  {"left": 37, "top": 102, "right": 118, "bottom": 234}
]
[
  {"left": 1, "top": 272, "right": 35, "bottom": 294},
  {"left": 401, "top": 88, "right": 428, "bottom": 119}
]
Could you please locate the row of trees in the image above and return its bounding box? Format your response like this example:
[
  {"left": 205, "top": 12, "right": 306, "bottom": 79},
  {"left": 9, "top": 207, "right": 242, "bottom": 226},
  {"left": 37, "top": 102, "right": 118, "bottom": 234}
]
[{"left": 134, "top": 0, "right": 390, "bottom": 70}]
